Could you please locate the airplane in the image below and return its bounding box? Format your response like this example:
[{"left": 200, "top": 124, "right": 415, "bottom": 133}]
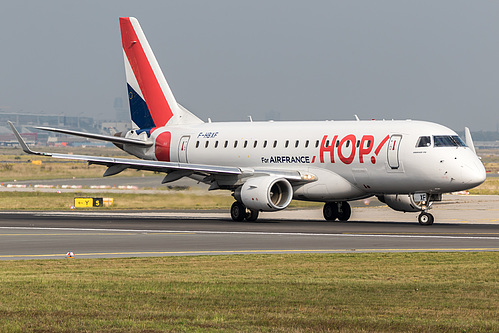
[{"left": 9, "top": 17, "right": 486, "bottom": 225}]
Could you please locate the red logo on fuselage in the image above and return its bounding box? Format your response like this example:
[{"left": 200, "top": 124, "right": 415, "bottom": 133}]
[{"left": 319, "top": 134, "right": 389, "bottom": 164}]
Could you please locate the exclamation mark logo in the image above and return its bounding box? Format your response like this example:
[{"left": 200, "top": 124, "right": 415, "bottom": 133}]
[{"left": 371, "top": 135, "right": 390, "bottom": 164}]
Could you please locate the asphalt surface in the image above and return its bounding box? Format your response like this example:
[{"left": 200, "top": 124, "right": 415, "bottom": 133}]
[{"left": 0, "top": 194, "right": 498, "bottom": 260}]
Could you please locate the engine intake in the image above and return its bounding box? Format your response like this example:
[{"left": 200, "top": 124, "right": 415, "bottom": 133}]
[{"left": 235, "top": 176, "right": 293, "bottom": 211}]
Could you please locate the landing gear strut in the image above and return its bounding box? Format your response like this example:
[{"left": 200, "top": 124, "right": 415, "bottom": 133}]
[
  {"left": 323, "top": 201, "right": 351, "bottom": 221},
  {"left": 230, "top": 202, "right": 259, "bottom": 222}
]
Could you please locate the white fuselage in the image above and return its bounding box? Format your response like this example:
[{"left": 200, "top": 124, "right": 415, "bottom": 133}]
[{"left": 122, "top": 119, "right": 486, "bottom": 202}]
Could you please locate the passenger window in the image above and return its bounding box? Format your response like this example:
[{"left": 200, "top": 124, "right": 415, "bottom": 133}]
[
  {"left": 263, "top": 140, "right": 267, "bottom": 148},
  {"left": 205, "top": 141, "right": 209, "bottom": 148},
  {"left": 285, "top": 140, "right": 289, "bottom": 148},
  {"left": 315, "top": 140, "right": 319, "bottom": 148},
  {"left": 416, "top": 136, "right": 431, "bottom": 147},
  {"left": 195, "top": 141, "right": 200, "bottom": 148},
  {"left": 244, "top": 140, "right": 248, "bottom": 148},
  {"left": 214, "top": 141, "right": 219, "bottom": 148},
  {"left": 305, "top": 140, "right": 309, "bottom": 148},
  {"left": 234, "top": 141, "right": 238, "bottom": 148},
  {"left": 253, "top": 141, "right": 257, "bottom": 148},
  {"left": 224, "top": 140, "right": 228, "bottom": 148},
  {"left": 295, "top": 140, "right": 299, "bottom": 148},
  {"left": 367, "top": 140, "right": 371, "bottom": 148},
  {"left": 325, "top": 140, "right": 330, "bottom": 148},
  {"left": 273, "top": 140, "right": 277, "bottom": 148}
]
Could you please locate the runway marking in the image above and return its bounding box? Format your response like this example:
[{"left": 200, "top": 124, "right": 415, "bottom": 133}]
[
  {"left": 0, "top": 226, "right": 498, "bottom": 240},
  {"left": 1, "top": 248, "right": 499, "bottom": 259},
  {"left": 0, "top": 232, "right": 194, "bottom": 236},
  {"left": 344, "top": 232, "right": 499, "bottom": 236}
]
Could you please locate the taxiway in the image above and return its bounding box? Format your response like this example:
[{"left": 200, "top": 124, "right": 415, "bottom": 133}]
[{"left": 0, "top": 194, "right": 497, "bottom": 260}]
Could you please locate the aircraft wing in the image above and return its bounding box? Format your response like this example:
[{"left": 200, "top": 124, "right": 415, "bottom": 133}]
[{"left": 9, "top": 122, "right": 307, "bottom": 183}]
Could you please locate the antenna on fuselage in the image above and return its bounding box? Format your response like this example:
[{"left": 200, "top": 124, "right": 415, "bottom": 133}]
[
  {"left": 248, "top": 116, "right": 253, "bottom": 122},
  {"left": 354, "top": 115, "right": 360, "bottom": 121}
]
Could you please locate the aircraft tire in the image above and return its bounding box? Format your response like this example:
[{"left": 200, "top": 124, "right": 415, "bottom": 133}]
[
  {"left": 231, "top": 202, "right": 247, "bottom": 221},
  {"left": 323, "top": 202, "right": 338, "bottom": 221},
  {"left": 246, "top": 209, "right": 259, "bottom": 221},
  {"left": 337, "top": 201, "right": 351, "bottom": 221},
  {"left": 418, "top": 212, "right": 434, "bottom": 226}
]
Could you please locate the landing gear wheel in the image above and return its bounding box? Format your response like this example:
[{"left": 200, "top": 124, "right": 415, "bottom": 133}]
[
  {"left": 418, "top": 212, "right": 434, "bottom": 226},
  {"left": 231, "top": 202, "right": 247, "bottom": 221},
  {"left": 246, "top": 209, "right": 259, "bottom": 222},
  {"left": 337, "top": 201, "right": 351, "bottom": 221},
  {"left": 323, "top": 202, "right": 338, "bottom": 221}
]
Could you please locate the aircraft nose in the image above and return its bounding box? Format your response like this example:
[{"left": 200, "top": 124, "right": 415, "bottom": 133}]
[{"left": 462, "top": 158, "right": 486, "bottom": 188}]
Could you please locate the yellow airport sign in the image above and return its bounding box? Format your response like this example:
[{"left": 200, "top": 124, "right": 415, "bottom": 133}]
[{"left": 74, "top": 197, "right": 103, "bottom": 208}]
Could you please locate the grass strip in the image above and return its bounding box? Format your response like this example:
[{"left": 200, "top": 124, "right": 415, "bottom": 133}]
[
  {"left": 0, "top": 252, "right": 497, "bottom": 332},
  {"left": 0, "top": 191, "right": 321, "bottom": 210}
]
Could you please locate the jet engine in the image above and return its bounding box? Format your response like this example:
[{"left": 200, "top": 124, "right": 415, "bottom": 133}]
[
  {"left": 377, "top": 194, "right": 422, "bottom": 212},
  {"left": 234, "top": 176, "right": 293, "bottom": 211}
]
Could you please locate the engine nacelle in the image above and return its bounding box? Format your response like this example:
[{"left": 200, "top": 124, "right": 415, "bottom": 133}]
[
  {"left": 377, "top": 194, "right": 422, "bottom": 212},
  {"left": 235, "top": 176, "right": 293, "bottom": 211}
]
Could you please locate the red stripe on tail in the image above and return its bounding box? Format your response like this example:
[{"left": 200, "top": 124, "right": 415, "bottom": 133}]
[{"left": 120, "top": 18, "right": 173, "bottom": 127}]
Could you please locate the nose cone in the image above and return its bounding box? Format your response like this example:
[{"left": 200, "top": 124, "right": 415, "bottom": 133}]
[{"left": 462, "top": 157, "right": 486, "bottom": 189}]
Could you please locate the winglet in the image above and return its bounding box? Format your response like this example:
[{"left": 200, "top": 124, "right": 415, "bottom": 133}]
[
  {"left": 8, "top": 121, "right": 49, "bottom": 156},
  {"left": 464, "top": 127, "right": 477, "bottom": 155}
]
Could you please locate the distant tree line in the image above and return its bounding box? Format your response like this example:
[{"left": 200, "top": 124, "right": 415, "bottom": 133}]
[{"left": 456, "top": 131, "right": 499, "bottom": 141}]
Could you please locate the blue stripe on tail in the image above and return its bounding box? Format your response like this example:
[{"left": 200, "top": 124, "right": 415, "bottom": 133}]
[{"left": 127, "top": 84, "right": 156, "bottom": 129}]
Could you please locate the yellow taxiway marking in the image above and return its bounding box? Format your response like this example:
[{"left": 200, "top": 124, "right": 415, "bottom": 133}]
[
  {"left": 345, "top": 232, "right": 499, "bottom": 235},
  {"left": 1, "top": 232, "right": 497, "bottom": 236},
  {"left": 0, "top": 233, "right": 195, "bottom": 236},
  {"left": 1, "top": 248, "right": 498, "bottom": 258}
]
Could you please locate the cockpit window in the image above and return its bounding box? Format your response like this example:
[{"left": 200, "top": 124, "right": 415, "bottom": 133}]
[
  {"left": 433, "top": 135, "right": 466, "bottom": 147},
  {"left": 416, "top": 136, "right": 431, "bottom": 147}
]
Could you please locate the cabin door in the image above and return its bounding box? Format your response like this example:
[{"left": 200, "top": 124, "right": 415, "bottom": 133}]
[
  {"left": 387, "top": 135, "right": 402, "bottom": 169},
  {"left": 178, "top": 136, "right": 190, "bottom": 163}
]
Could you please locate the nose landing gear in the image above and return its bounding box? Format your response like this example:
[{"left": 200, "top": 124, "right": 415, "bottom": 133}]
[{"left": 418, "top": 212, "right": 434, "bottom": 226}]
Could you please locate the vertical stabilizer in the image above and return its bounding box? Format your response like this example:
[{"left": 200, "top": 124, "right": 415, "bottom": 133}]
[{"left": 120, "top": 17, "right": 203, "bottom": 129}]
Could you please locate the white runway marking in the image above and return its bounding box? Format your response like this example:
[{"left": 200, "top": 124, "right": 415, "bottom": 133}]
[{"left": 0, "top": 226, "right": 498, "bottom": 240}]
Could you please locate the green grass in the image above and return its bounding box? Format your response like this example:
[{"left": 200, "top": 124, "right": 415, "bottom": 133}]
[
  {"left": 0, "top": 191, "right": 321, "bottom": 210},
  {"left": 0, "top": 253, "right": 497, "bottom": 332},
  {"left": 470, "top": 177, "right": 499, "bottom": 195}
]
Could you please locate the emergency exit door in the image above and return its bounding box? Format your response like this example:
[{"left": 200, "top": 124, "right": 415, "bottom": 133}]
[{"left": 387, "top": 135, "right": 402, "bottom": 169}]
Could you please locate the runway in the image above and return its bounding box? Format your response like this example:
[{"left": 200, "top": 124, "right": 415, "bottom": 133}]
[{"left": 0, "top": 195, "right": 498, "bottom": 260}]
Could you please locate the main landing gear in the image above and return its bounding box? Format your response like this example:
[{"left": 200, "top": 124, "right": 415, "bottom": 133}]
[
  {"left": 323, "top": 201, "right": 351, "bottom": 221},
  {"left": 230, "top": 202, "right": 259, "bottom": 222}
]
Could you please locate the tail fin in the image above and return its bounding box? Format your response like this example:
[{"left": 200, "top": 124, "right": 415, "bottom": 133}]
[{"left": 120, "top": 17, "right": 202, "bottom": 129}]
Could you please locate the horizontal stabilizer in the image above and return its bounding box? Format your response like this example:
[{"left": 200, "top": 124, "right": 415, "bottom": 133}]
[{"left": 36, "top": 126, "right": 153, "bottom": 147}]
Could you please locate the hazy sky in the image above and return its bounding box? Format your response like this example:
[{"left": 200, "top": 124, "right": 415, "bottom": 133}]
[{"left": 1, "top": 1, "right": 499, "bottom": 132}]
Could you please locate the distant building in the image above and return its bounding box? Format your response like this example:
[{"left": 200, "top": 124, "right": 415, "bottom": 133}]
[
  {"left": 0, "top": 111, "right": 130, "bottom": 146},
  {"left": 114, "top": 97, "right": 130, "bottom": 122}
]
